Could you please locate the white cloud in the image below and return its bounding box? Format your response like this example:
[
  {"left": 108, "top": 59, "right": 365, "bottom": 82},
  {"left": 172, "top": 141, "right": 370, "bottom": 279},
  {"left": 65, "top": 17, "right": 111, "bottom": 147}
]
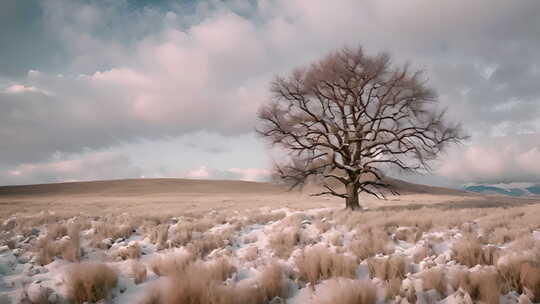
[
  {"left": 184, "top": 166, "right": 270, "bottom": 182},
  {"left": 2, "top": 0, "right": 540, "bottom": 185},
  {"left": 0, "top": 152, "right": 141, "bottom": 185},
  {"left": 4, "top": 84, "right": 50, "bottom": 95},
  {"left": 436, "top": 134, "right": 540, "bottom": 183},
  {"left": 185, "top": 166, "right": 211, "bottom": 179}
]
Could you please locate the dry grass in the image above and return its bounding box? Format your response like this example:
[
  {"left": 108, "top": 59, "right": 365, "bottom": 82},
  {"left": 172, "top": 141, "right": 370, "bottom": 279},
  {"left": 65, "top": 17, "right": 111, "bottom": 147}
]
[
  {"left": 421, "top": 267, "right": 447, "bottom": 297},
  {"left": 384, "top": 277, "right": 402, "bottom": 300},
  {"left": 394, "top": 227, "right": 422, "bottom": 243},
  {"left": 366, "top": 255, "right": 408, "bottom": 282},
  {"left": 34, "top": 223, "right": 81, "bottom": 265},
  {"left": 5, "top": 184, "right": 540, "bottom": 304},
  {"left": 497, "top": 253, "right": 540, "bottom": 301},
  {"left": 451, "top": 236, "right": 499, "bottom": 267},
  {"left": 314, "top": 219, "right": 332, "bottom": 233},
  {"left": 268, "top": 227, "right": 302, "bottom": 259},
  {"left": 255, "top": 262, "right": 290, "bottom": 301},
  {"left": 242, "top": 246, "right": 259, "bottom": 262},
  {"left": 130, "top": 260, "right": 147, "bottom": 284},
  {"left": 295, "top": 245, "right": 357, "bottom": 285},
  {"left": 519, "top": 262, "right": 540, "bottom": 302},
  {"left": 488, "top": 227, "right": 526, "bottom": 245},
  {"left": 244, "top": 210, "right": 287, "bottom": 225},
  {"left": 34, "top": 238, "right": 57, "bottom": 266},
  {"left": 508, "top": 235, "right": 540, "bottom": 251},
  {"left": 312, "top": 278, "right": 376, "bottom": 304},
  {"left": 164, "top": 217, "right": 222, "bottom": 249},
  {"left": 520, "top": 294, "right": 532, "bottom": 304},
  {"left": 243, "top": 233, "right": 258, "bottom": 244},
  {"left": 187, "top": 233, "right": 226, "bottom": 258},
  {"left": 468, "top": 269, "right": 500, "bottom": 304},
  {"left": 63, "top": 222, "right": 81, "bottom": 262},
  {"left": 449, "top": 267, "right": 500, "bottom": 304},
  {"left": 412, "top": 244, "right": 434, "bottom": 263},
  {"left": 349, "top": 228, "right": 394, "bottom": 262},
  {"left": 141, "top": 265, "right": 286, "bottom": 304},
  {"left": 46, "top": 223, "right": 68, "bottom": 240},
  {"left": 90, "top": 221, "right": 134, "bottom": 249},
  {"left": 150, "top": 252, "right": 195, "bottom": 277},
  {"left": 149, "top": 224, "right": 169, "bottom": 249},
  {"left": 448, "top": 268, "right": 469, "bottom": 292},
  {"left": 65, "top": 263, "right": 118, "bottom": 304},
  {"left": 141, "top": 258, "right": 237, "bottom": 304},
  {"left": 328, "top": 232, "right": 343, "bottom": 247},
  {"left": 114, "top": 242, "right": 141, "bottom": 260}
]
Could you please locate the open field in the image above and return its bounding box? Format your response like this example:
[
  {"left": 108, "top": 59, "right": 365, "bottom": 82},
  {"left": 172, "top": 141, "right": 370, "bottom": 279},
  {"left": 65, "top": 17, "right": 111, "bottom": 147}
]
[
  {"left": 1, "top": 178, "right": 540, "bottom": 304},
  {"left": 1, "top": 178, "right": 537, "bottom": 219}
]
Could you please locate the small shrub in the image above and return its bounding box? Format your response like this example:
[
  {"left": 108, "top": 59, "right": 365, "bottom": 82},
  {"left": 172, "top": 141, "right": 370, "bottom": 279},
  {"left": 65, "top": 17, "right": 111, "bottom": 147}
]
[{"left": 65, "top": 263, "right": 118, "bottom": 304}]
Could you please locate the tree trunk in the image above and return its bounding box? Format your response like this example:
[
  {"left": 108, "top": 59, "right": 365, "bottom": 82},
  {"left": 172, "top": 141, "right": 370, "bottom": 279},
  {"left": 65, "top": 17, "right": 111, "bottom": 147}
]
[{"left": 345, "top": 183, "right": 361, "bottom": 210}]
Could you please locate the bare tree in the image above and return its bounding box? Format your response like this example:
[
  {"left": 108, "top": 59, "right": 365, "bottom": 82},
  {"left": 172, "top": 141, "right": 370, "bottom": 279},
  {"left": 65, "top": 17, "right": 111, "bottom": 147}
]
[{"left": 257, "top": 47, "right": 467, "bottom": 210}]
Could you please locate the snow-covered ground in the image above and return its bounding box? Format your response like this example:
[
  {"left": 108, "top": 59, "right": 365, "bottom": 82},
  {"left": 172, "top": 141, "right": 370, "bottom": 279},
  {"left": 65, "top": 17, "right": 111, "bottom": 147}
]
[{"left": 1, "top": 205, "right": 540, "bottom": 304}]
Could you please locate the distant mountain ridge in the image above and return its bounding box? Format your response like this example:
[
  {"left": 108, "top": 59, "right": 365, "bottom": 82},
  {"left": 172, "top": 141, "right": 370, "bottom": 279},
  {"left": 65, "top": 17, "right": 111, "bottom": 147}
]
[{"left": 464, "top": 182, "right": 540, "bottom": 197}]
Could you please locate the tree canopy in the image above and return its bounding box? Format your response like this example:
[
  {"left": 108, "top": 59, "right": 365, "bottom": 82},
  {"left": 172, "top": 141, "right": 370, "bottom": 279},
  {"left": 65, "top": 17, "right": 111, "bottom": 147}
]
[{"left": 257, "top": 47, "right": 467, "bottom": 210}]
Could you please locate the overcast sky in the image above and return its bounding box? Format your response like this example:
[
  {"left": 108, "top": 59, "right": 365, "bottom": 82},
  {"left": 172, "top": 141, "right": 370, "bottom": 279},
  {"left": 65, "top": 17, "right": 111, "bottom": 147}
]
[{"left": 1, "top": 0, "right": 540, "bottom": 187}]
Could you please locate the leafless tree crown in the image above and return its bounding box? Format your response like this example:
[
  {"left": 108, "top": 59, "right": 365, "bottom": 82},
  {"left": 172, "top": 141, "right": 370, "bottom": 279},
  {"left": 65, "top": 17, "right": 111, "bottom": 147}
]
[{"left": 257, "top": 47, "right": 466, "bottom": 208}]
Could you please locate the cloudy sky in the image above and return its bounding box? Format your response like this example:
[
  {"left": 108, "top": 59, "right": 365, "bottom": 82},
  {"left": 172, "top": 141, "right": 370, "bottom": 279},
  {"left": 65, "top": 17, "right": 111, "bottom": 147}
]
[{"left": 1, "top": 0, "right": 540, "bottom": 187}]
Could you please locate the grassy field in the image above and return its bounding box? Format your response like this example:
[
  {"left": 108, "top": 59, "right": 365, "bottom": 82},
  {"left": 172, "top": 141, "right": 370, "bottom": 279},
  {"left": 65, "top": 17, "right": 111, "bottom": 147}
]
[
  {"left": 1, "top": 178, "right": 540, "bottom": 304},
  {"left": 0, "top": 178, "right": 536, "bottom": 219}
]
